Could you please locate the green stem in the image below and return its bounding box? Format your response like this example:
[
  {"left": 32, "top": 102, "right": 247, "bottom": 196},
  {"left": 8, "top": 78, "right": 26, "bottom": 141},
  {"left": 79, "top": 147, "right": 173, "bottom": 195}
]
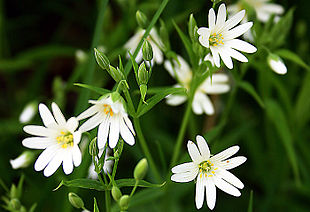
[
  {"left": 105, "top": 189, "right": 111, "bottom": 212},
  {"left": 130, "top": 180, "right": 139, "bottom": 197},
  {"left": 133, "top": 118, "right": 162, "bottom": 182}
]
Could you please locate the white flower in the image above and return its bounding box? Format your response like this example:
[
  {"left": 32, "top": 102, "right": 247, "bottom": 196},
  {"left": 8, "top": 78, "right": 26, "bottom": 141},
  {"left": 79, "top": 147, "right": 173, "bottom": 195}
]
[
  {"left": 124, "top": 28, "right": 164, "bottom": 64},
  {"left": 88, "top": 148, "right": 114, "bottom": 179},
  {"left": 164, "top": 55, "right": 230, "bottom": 115},
  {"left": 19, "top": 101, "right": 37, "bottom": 123},
  {"left": 267, "top": 53, "right": 287, "bottom": 75},
  {"left": 77, "top": 95, "right": 135, "bottom": 149},
  {"left": 171, "top": 135, "right": 247, "bottom": 210},
  {"left": 10, "top": 151, "right": 35, "bottom": 169},
  {"left": 22, "top": 103, "right": 82, "bottom": 177},
  {"left": 228, "top": 0, "right": 284, "bottom": 23},
  {"left": 197, "top": 4, "right": 257, "bottom": 69}
]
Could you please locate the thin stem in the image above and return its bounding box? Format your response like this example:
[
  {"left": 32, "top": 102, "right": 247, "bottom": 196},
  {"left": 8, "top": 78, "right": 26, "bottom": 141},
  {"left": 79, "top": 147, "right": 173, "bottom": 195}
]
[
  {"left": 105, "top": 189, "right": 111, "bottom": 212},
  {"left": 130, "top": 180, "right": 139, "bottom": 197}
]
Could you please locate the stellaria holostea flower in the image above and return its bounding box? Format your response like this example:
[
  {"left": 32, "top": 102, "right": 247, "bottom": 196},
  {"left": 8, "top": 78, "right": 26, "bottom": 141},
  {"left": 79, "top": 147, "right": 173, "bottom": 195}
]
[
  {"left": 88, "top": 148, "right": 114, "bottom": 179},
  {"left": 22, "top": 103, "right": 82, "bottom": 177},
  {"left": 197, "top": 4, "right": 257, "bottom": 69},
  {"left": 171, "top": 135, "right": 246, "bottom": 210},
  {"left": 77, "top": 95, "right": 135, "bottom": 149},
  {"left": 124, "top": 28, "right": 164, "bottom": 65},
  {"left": 164, "top": 55, "right": 230, "bottom": 115}
]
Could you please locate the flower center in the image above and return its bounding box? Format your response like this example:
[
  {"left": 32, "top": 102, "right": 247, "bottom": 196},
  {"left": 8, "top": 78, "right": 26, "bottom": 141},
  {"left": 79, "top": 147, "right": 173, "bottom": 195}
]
[
  {"left": 198, "top": 160, "right": 218, "bottom": 178},
  {"left": 103, "top": 104, "right": 114, "bottom": 116},
  {"left": 209, "top": 33, "right": 224, "bottom": 46},
  {"left": 56, "top": 131, "right": 74, "bottom": 149}
]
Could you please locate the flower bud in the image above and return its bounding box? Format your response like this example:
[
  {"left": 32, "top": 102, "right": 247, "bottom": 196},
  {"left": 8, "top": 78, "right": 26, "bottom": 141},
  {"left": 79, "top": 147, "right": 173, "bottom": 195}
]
[
  {"left": 10, "top": 151, "right": 35, "bottom": 169},
  {"left": 9, "top": 198, "right": 21, "bottom": 210},
  {"left": 109, "top": 65, "right": 125, "bottom": 82},
  {"left": 188, "top": 14, "right": 198, "bottom": 42},
  {"left": 68, "top": 192, "right": 84, "bottom": 209},
  {"left": 75, "top": 49, "right": 88, "bottom": 63},
  {"left": 111, "top": 186, "right": 122, "bottom": 201},
  {"left": 19, "top": 101, "right": 37, "bottom": 123},
  {"left": 134, "top": 158, "right": 148, "bottom": 180},
  {"left": 119, "top": 195, "right": 130, "bottom": 210},
  {"left": 10, "top": 185, "right": 19, "bottom": 199},
  {"left": 94, "top": 48, "right": 110, "bottom": 70},
  {"left": 89, "top": 137, "right": 98, "bottom": 157},
  {"left": 20, "top": 206, "right": 27, "bottom": 212},
  {"left": 136, "top": 10, "right": 148, "bottom": 29},
  {"left": 267, "top": 53, "right": 287, "bottom": 75},
  {"left": 139, "top": 84, "right": 147, "bottom": 103},
  {"left": 142, "top": 40, "right": 153, "bottom": 61},
  {"left": 138, "top": 62, "right": 148, "bottom": 85}
]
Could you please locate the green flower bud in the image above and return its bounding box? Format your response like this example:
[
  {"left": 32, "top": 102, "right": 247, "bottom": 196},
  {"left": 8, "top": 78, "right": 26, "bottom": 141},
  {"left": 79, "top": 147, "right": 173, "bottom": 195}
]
[
  {"left": 138, "top": 62, "right": 148, "bottom": 85},
  {"left": 134, "top": 158, "right": 148, "bottom": 180},
  {"left": 188, "top": 14, "right": 198, "bottom": 42},
  {"left": 89, "top": 137, "right": 98, "bottom": 157},
  {"left": 136, "top": 10, "right": 148, "bottom": 29},
  {"left": 20, "top": 206, "right": 27, "bottom": 212},
  {"left": 109, "top": 65, "right": 125, "bottom": 82},
  {"left": 139, "top": 84, "right": 147, "bottom": 104},
  {"left": 9, "top": 198, "right": 21, "bottom": 210},
  {"left": 10, "top": 185, "right": 19, "bottom": 199},
  {"left": 119, "top": 195, "right": 130, "bottom": 210},
  {"left": 68, "top": 192, "right": 84, "bottom": 209},
  {"left": 267, "top": 53, "right": 287, "bottom": 75},
  {"left": 111, "top": 186, "right": 122, "bottom": 201},
  {"left": 142, "top": 40, "right": 153, "bottom": 61},
  {"left": 94, "top": 48, "right": 110, "bottom": 70}
]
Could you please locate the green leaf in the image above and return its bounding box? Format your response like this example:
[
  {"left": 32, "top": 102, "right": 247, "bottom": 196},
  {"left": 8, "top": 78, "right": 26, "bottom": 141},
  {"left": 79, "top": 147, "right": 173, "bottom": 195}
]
[
  {"left": 74, "top": 83, "right": 110, "bottom": 96},
  {"left": 115, "top": 179, "right": 166, "bottom": 188},
  {"left": 129, "top": 188, "right": 164, "bottom": 208},
  {"left": 29, "top": 203, "right": 38, "bottom": 212},
  {"left": 54, "top": 179, "right": 108, "bottom": 191},
  {"left": 129, "top": 52, "right": 139, "bottom": 82},
  {"left": 247, "top": 191, "right": 253, "bottom": 212},
  {"left": 136, "top": 87, "right": 187, "bottom": 117},
  {"left": 94, "top": 198, "right": 100, "bottom": 212},
  {"left": 238, "top": 81, "right": 265, "bottom": 108},
  {"left": 275, "top": 49, "right": 310, "bottom": 70},
  {"left": 265, "top": 100, "right": 300, "bottom": 184},
  {"left": 173, "top": 21, "right": 197, "bottom": 68}
]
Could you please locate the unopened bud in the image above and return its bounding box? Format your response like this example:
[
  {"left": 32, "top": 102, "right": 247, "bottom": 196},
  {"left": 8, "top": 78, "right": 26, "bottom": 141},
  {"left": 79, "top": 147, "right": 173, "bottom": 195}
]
[
  {"left": 20, "top": 206, "right": 27, "bottom": 212},
  {"left": 134, "top": 158, "right": 148, "bottom": 180},
  {"left": 19, "top": 101, "right": 37, "bottom": 123},
  {"left": 138, "top": 62, "right": 148, "bottom": 85},
  {"left": 188, "top": 14, "right": 198, "bottom": 42},
  {"left": 89, "top": 138, "right": 98, "bottom": 157},
  {"left": 142, "top": 40, "right": 153, "bottom": 61},
  {"left": 9, "top": 199, "right": 21, "bottom": 210},
  {"left": 10, "top": 185, "right": 19, "bottom": 199},
  {"left": 68, "top": 192, "right": 84, "bottom": 209},
  {"left": 94, "top": 48, "right": 110, "bottom": 70},
  {"left": 75, "top": 50, "right": 88, "bottom": 63},
  {"left": 267, "top": 53, "right": 287, "bottom": 75},
  {"left": 139, "top": 84, "right": 147, "bottom": 103},
  {"left": 111, "top": 186, "right": 122, "bottom": 201},
  {"left": 109, "top": 65, "right": 125, "bottom": 82},
  {"left": 10, "top": 151, "right": 35, "bottom": 169},
  {"left": 136, "top": 11, "right": 148, "bottom": 29},
  {"left": 119, "top": 195, "right": 130, "bottom": 210}
]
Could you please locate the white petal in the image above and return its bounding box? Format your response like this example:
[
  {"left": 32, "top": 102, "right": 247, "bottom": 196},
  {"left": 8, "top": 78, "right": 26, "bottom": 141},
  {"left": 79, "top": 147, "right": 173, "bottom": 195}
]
[
  {"left": 39, "top": 103, "right": 56, "bottom": 127},
  {"left": 226, "top": 39, "right": 257, "bottom": 53},
  {"left": 218, "top": 48, "right": 233, "bottom": 69},
  {"left": 171, "top": 169, "right": 198, "bottom": 183},
  {"left": 213, "top": 176, "right": 241, "bottom": 196},
  {"left": 73, "top": 131, "right": 82, "bottom": 145},
  {"left": 205, "top": 177, "right": 216, "bottom": 210},
  {"left": 79, "top": 113, "right": 103, "bottom": 133},
  {"left": 124, "top": 115, "right": 135, "bottom": 135},
  {"left": 195, "top": 173, "right": 205, "bottom": 209},
  {"left": 23, "top": 125, "right": 56, "bottom": 137},
  {"left": 72, "top": 146, "right": 82, "bottom": 167},
  {"left": 192, "top": 98, "right": 204, "bottom": 115},
  {"left": 120, "top": 118, "right": 135, "bottom": 146},
  {"left": 97, "top": 117, "right": 110, "bottom": 149},
  {"left": 200, "top": 79, "right": 230, "bottom": 94},
  {"left": 222, "top": 10, "right": 245, "bottom": 31},
  {"left": 210, "top": 47, "right": 220, "bottom": 68},
  {"left": 269, "top": 58, "right": 287, "bottom": 75},
  {"left": 171, "top": 162, "right": 197, "bottom": 173},
  {"left": 166, "top": 94, "right": 187, "bottom": 106},
  {"left": 219, "top": 156, "right": 247, "bottom": 170},
  {"left": 77, "top": 105, "right": 99, "bottom": 121},
  {"left": 43, "top": 150, "right": 64, "bottom": 177},
  {"left": 108, "top": 116, "right": 120, "bottom": 148},
  {"left": 187, "top": 140, "right": 203, "bottom": 163},
  {"left": 22, "top": 137, "right": 55, "bottom": 149},
  {"left": 218, "top": 168, "right": 244, "bottom": 189},
  {"left": 51, "top": 102, "right": 66, "bottom": 126},
  {"left": 34, "top": 145, "right": 59, "bottom": 171},
  {"left": 198, "top": 27, "right": 211, "bottom": 48},
  {"left": 224, "top": 22, "right": 253, "bottom": 40},
  {"left": 164, "top": 60, "right": 175, "bottom": 77},
  {"left": 194, "top": 92, "right": 215, "bottom": 115},
  {"left": 63, "top": 151, "right": 74, "bottom": 175},
  {"left": 211, "top": 146, "right": 240, "bottom": 162},
  {"left": 260, "top": 4, "right": 284, "bottom": 15},
  {"left": 227, "top": 48, "right": 248, "bottom": 63},
  {"left": 216, "top": 4, "right": 227, "bottom": 28},
  {"left": 152, "top": 43, "right": 163, "bottom": 64},
  {"left": 196, "top": 135, "right": 210, "bottom": 160},
  {"left": 66, "top": 117, "right": 79, "bottom": 133},
  {"left": 208, "top": 8, "right": 216, "bottom": 29}
]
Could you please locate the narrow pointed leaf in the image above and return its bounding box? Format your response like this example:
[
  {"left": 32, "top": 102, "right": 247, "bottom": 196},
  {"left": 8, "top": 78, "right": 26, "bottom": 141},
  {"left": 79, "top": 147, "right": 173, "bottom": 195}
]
[
  {"left": 74, "top": 83, "right": 110, "bottom": 96},
  {"left": 238, "top": 81, "right": 265, "bottom": 108},
  {"left": 54, "top": 179, "right": 108, "bottom": 191},
  {"left": 115, "top": 179, "right": 166, "bottom": 188}
]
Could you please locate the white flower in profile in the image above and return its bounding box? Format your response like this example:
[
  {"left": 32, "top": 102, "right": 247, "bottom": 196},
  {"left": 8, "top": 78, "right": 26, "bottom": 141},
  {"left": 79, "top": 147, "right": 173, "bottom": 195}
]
[
  {"left": 22, "top": 103, "right": 82, "bottom": 177},
  {"left": 171, "top": 135, "right": 247, "bottom": 210},
  {"left": 228, "top": 0, "right": 284, "bottom": 23},
  {"left": 19, "top": 101, "right": 37, "bottom": 123},
  {"left": 164, "top": 55, "right": 230, "bottom": 115},
  {"left": 10, "top": 151, "right": 35, "bottom": 169},
  {"left": 197, "top": 4, "right": 257, "bottom": 69},
  {"left": 124, "top": 28, "right": 164, "bottom": 64},
  {"left": 267, "top": 53, "right": 287, "bottom": 75},
  {"left": 77, "top": 94, "right": 135, "bottom": 149},
  {"left": 88, "top": 148, "right": 114, "bottom": 179}
]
